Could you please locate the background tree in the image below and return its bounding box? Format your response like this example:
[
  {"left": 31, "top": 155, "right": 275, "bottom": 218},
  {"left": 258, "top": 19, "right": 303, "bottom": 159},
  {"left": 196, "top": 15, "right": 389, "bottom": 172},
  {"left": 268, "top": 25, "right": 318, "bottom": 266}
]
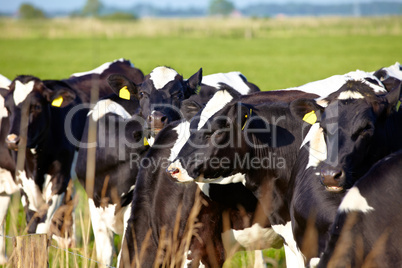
[
  {"left": 209, "top": 0, "right": 235, "bottom": 16},
  {"left": 19, "top": 3, "right": 46, "bottom": 19},
  {"left": 82, "top": 0, "right": 103, "bottom": 17}
]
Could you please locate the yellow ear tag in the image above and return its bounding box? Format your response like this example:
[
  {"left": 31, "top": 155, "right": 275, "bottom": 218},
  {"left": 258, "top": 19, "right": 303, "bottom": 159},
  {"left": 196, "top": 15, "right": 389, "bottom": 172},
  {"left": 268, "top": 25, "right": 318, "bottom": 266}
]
[
  {"left": 119, "top": 86, "right": 130, "bottom": 100},
  {"left": 51, "top": 96, "right": 63, "bottom": 107},
  {"left": 302, "top": 110, "right": 317, "bottom": 125},
  {"left": 143, "top": 137, "right": 149, "bottom": 146},
  {"left": 396, "top": 100, "right": 401, "bottom": 112},
  {"left": 241, "top": 109, "right": 253, "bottom": 131}
]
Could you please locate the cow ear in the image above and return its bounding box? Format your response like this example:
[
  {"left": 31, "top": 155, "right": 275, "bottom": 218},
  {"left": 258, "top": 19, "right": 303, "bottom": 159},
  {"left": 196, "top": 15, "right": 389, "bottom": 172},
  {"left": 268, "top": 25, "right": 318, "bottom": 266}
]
[
  {"left": 43, "top": 87, "right": 76, "bottom": 108},
  {"left": 185, "top": 68, "right": 202, "bottom": 98},
  {"left": 108, "top": 74, "right": 139, "bottom": 100},
  {"left": 383, "top": 82, "right": 402, "bottom": 115},
  {"left": 181, "top": 99, "right": 203, "bottom": 121},
  {"left": 236, "top": 102, "right": 254, "bottom": 131},
  {"left": 290, "top": 99, "right": 323, "bottom": 125}
]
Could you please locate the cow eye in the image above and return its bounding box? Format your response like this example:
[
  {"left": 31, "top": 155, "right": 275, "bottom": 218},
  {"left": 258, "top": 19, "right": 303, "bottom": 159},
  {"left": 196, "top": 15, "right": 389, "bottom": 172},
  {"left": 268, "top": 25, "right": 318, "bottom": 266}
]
[{"left": 139, "top": 92, "right": 144, "bottom": 99}]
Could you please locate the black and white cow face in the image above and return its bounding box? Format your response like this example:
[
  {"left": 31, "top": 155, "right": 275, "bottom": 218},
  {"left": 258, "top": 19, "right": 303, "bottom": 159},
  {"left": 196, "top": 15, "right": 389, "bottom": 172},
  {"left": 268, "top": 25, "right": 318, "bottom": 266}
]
[
  {"left": 291, "top": 80, "right": 401, "bottom": 192},
  {"left": 5, "top": 75, "right": 76, "bottom": 150},
  {"left": 140, "top": 67, "right": 202, "bottom": 133},
  {"left": 373, "top": 63, "right": 402, "bottom": 92},
  {"left": 168, "top": 100, "right": 282, "bottom": 186}
]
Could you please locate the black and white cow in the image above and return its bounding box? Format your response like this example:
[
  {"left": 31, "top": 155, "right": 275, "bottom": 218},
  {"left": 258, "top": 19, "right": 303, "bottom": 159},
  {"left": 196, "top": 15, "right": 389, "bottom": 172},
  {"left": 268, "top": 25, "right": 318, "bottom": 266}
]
[
  {"left": 121, "top": 86, "right": 302, "bottom": 267},
  {"left": 5, "top": 76, "right": 82, "bottom": 247},
  {"left": 3, "top": 59, "right": 144, "bottom": 248},
  {"left": 288, "top": 79, "right": 402, "bottom": 266},
  {"left": 317, "top": 149, "right": 402, "bottom": 268},
  {"left": 75, "top": 73, "right": 146, "bottom": 266},
  {"left": 76, "top": 67, "right": 260, "bottom": 266},
  {"left": 0, "top": 77, "right": 19, "bottom": 264},
  {"left": 167, "top": 89, "right": 321, "bottom": 267},
  {"left": 168, "top": 64, "right": 402, "bottom": 266}
]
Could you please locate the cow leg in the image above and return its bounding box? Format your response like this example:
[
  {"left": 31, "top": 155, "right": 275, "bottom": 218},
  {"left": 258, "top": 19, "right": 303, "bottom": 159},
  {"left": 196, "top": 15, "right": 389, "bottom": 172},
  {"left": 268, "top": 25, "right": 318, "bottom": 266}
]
[
  {"left": 117, "top": 203, "right": 132, "bottom": 267},
  {"left": 0, "top": 193, "right": 11, "bottom": 264},
  {"left": 272, "top": 221, "right": 305, "bottom": 268},
  {"left": 36, "top": 193, "right": 65, "bottom": 234},
  {"left": 88, "top": 198, "right": 114, "bottom": 267},
  {"left": 253, "top": 250, "right": 265, "bottom": 268}
]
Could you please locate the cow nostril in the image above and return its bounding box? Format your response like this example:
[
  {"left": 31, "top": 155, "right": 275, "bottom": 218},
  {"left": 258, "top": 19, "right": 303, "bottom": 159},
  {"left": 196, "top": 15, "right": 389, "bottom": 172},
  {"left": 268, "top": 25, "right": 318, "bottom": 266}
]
[
  {"left": 333, "top": 170, "right": 343, "bottom": 180},
  {"left": 161, "top": 116, "right": 167, "bottom": 123}
]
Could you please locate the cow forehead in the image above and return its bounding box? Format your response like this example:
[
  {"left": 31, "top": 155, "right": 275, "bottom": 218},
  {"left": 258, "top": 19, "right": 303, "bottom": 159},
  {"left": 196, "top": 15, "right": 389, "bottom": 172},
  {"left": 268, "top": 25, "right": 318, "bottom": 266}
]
[
  {"left": 13, "top": 80, "right": 35, "bottom": 106},
  {"left": 197, "top": 90, "right": 234, "bottom": 130},
  {"left": 149, "top": 66, "right": 179, "bottom": 90}
]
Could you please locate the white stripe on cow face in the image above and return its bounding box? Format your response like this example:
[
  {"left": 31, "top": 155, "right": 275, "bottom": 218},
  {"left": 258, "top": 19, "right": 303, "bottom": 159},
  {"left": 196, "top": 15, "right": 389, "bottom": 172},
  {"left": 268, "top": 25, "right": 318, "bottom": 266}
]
[
  {"left": 337, "top": 90, "right": 364, "bottom": 100},
  {"left": 338, "top": 187, "right": 374, "bottom": 213},
  {"left": 88, "top": 99, "right": 131, "bottom": 121},
  {"left": 300, "top": 123, "right": 327, "bottom": 169},
  {"left": 197, "top": 90, "right": 234, "bottom": 130},
  {"left": 168, "top": 121, "right": 191, "bottom": 161},
  {"left": 36, "top": 192, "right": 65, "bottom": 234},
  {"left": 13, "top": 80, "right": 35, "bottom": 106},
  {"left": 149, "top": 66, "right": 178, "bottom": 90},
  {"left": 71, "top": 58, "right": 126, "bottom": 77}
]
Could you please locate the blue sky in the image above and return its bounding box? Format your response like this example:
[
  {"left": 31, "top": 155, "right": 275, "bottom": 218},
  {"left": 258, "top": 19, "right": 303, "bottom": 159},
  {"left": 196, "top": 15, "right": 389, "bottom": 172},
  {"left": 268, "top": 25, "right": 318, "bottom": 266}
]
[{"left": 2, "top": 0, "right": 397, "bottom": 13}]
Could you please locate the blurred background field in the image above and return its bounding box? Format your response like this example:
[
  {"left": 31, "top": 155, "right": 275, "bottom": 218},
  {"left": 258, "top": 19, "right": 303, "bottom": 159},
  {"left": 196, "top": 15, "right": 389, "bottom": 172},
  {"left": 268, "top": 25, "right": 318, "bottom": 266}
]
[{"left": 0, "top": 13, "right": 401, "bottom": 267}]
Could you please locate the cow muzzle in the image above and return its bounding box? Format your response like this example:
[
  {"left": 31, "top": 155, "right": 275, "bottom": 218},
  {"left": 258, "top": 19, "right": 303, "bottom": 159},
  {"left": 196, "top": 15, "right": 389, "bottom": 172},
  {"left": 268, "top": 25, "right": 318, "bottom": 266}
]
[
  {"left": 148, "top": 111, "right": 168, "bottom": 134},
  {"left": 6, "top": 134, "right": 20, "bottom": 151},
  {"left": 167, "top": 160, "right": 196, "bottom": 183},
  {"left": 320, "top": 167, "right": 345, "bottom": 192}
]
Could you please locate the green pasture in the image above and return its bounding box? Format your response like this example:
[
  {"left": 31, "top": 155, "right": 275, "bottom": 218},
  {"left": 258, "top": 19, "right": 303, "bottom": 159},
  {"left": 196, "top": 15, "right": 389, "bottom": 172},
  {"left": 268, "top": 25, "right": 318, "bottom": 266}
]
[{"left": 0, "top": 16, "right": 401, "bottom": 267}]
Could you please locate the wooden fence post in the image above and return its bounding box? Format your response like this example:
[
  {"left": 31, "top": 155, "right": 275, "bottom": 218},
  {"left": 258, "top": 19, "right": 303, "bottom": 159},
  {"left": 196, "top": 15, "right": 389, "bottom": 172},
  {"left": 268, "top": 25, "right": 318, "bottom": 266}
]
[{"left": 12, "top": 234, "right": 49, "bottom": 268}]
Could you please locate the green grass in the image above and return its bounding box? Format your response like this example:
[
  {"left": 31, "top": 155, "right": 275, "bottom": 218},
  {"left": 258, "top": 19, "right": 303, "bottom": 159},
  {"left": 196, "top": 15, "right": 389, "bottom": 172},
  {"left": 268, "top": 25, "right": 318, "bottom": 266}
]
[
  {"left": 0, "top": 36, "right": 401, "bottom": 91},
  {"left": 0, "top": 16, "right": 401, "bottom": 267}
]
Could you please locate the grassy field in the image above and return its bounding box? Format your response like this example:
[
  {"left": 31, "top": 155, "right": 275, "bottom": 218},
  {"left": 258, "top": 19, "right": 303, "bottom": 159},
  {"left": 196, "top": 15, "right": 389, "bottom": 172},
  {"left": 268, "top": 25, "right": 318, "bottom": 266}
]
[{"left": 0, "top": 16, "right": 401, "bottom": 267}]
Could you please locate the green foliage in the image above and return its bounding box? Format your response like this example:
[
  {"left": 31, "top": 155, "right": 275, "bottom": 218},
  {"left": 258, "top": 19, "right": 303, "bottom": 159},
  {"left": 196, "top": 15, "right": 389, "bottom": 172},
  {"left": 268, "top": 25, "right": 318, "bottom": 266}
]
[
  {"left": 209, "top": 0, "right": 235, "bottom": 16},
  {"left": 18, "top": 3, "right": 46, "bottom": 19},
  {"left": 99, "top": 12, "right": 138, "bottom": 21},
  {"left": 82, "top": 0, "right": 103, "bottom": 17}
]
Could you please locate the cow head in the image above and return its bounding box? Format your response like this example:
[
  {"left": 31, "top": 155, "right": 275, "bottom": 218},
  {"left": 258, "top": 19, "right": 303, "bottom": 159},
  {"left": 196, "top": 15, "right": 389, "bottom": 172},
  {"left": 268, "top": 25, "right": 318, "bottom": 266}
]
[
  {"left": 373, "top": 63, "right": 402, "bottom": 92},
  {"left": 5, "top": 75, "right": 76, "bottom": 150},
  {"left": 291, "top": 80, "right": 401, "bottom": 192}
]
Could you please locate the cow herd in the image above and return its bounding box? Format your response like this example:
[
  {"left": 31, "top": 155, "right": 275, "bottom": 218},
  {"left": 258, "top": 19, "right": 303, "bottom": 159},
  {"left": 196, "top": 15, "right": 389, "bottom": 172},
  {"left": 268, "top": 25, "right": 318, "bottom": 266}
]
[{"left": 0, "top": 59, "right": 401, "bottom": 267}]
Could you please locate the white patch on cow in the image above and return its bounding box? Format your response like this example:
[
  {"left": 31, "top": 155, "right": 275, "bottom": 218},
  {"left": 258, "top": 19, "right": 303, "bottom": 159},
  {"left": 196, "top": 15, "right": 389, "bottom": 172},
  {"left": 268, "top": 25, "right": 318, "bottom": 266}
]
[
  {"left": 149, "top": 66, "right": 178, "bottom": 90},
  {"left": 222, "top": 224, "right": 283, "bottom": 251},
  {"left": 338, "top": 187, "right": 374, "bottom": 213},
  {"left": 279, "top": 69, "right": 387, "bottom": 98},
  {"left": 272, "top": 221, "right": 305, "bottom": 268},
  {"left": 337, "top": 90, "right": 364, "bottom": 100},
  {"left": 88, "top": 198, "right": 115, "bottom": 266},
  {"left": 0, "top": 194, "right": 11, "bottom": 264},
  {"left": 0, "top": 94, "right": 8, "bottom": 123},
  {"left": 168, "top": 121, "right": 191, "bottom": 161},
  {"left": 309, "top": 257, "right": 321, "bottom": 267},
  {"left": 202, "top": 72, "right": 250, "bottom": 95},
  {"left": 70, "top": 58, "right": 127, "bottom": 77},
  {"left": 0, "top": 168, "right": 19, "bottom": 195},
  {"left": 210, "top": 173, "right": 246, "bottom": 186},
  {"left": 43, "top": 174, "right": 53, "bottom": 202},
  {"left": 383, "top": 62, "right": 402, "bottom": 80},
  {"left": 197, "top": 90, "right": 234, "bottom": 130},
  {"left": 300, "top": 123, "right": 327, "bottom": 169},
  {"left": 195, "top": 182, "right": 210, "bottom": 197},
  {"left": 17, "top": 170, "right": 44, "bottom": 211},
  {"left": 0, "top": 74, "right": 11, "bottom": 89},
  {"left": 147, "top": 136, "right": 155, "bottom": 147},
  {"left": 13, "top": 80, "right": 35, "bottom": 106},
  {"left": 36, "top": 193, "right": 65, "bottom": 234},
  {"left": 88, "top": 99, "right": 131, "bottom": 122}
]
